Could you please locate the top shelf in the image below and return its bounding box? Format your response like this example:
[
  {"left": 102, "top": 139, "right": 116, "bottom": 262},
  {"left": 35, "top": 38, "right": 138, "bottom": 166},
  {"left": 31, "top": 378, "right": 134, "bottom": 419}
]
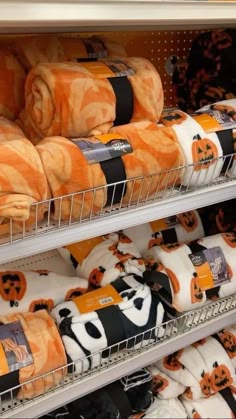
[{"left": 1, "top": 1, "right": 236, "bottom": 33}]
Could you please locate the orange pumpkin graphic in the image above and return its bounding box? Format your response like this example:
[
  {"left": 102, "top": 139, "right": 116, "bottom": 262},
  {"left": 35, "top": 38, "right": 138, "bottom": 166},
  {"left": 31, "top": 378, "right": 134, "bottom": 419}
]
[
  {"left": 211, "top": 362, "right": 233, "bottom": 392},
  {"left": 215, "top": 208, "right": 230, "bottom": 232},
  {"left": 161, "top": 242, "right": 182, "bottom": 253},
  {"left": 177, "top": 211, "right": 198, "bottom": 232},
  {"left": 160, "top": 110, "right": 187, "bottom": 127},
  {"left": 65, "top": 287, "right": 87, "bottom": 300},
  {"left": 29, "top": 298, "right": 54, "bottom": 312},
  {"left": 192, "top": 408, "right": 201, "bottom": 419},
  {"left": 184, "top": 387, "right": 193, "bottom": 400},
  {"left": 148, "top": 232, "right": 163, "bottom": 249},
  {"left": 222, "top": 232, "right": 236, "bottom": 248},
  {"left": 89, "top": 266, "right": 106, "bottom": 287},
  {"left": 0, "top": 271, "right": 27, "bottom": 307},
  {"left": 190, "top": 273, "right": 204, "bottom": 304},
  {"left": 163, "top": 350, "right": 183, "bottom": 370},
  {"left": 192, "top": 134, "right": 218, "bottom": 172},
  {"left": 218, "top": 330, "right": 236, "bottom": 359},
  {"left": 200, "top": 370, "right": 212, "bottom": 397},
  {"left": 165, "top": 268, "right": 180, "bottom": 293},
  {"left": 152, "top": 374, "right": 169, "bottom": 394}
]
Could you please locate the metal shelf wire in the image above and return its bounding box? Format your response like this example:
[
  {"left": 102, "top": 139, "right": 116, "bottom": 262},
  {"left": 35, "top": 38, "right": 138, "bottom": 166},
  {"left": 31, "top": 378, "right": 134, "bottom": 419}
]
[{"left": 0, "top": 292, "right": 235, "bottom": 418}]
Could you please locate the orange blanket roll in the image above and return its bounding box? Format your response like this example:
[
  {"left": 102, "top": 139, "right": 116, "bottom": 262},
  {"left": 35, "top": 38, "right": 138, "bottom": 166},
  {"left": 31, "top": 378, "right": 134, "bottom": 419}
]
[
  {"left": 0, "top": 117, "right": 50, "bottom": 226},
  {"left": 0, "top": 310, "right": 67, "bottom": 399},
  {"left": 36, "top": 121, "right": 185, "bottom": 221},
  {"left": 0, "top": 49, "right": 25, "bottom": 120},
  {"left": 2, "top": 34, "right": 126, "bottom": 71},
  {"left": 25, "top": 57, "right": 164, "bottom": 140}
]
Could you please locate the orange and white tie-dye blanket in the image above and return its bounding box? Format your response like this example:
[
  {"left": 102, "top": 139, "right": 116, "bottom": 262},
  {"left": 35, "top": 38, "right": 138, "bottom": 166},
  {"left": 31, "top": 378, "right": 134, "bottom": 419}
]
[
  {"left": 0, "top": 117, "right": 50, "bottom": 226},
  {"left": 0, "top": 310, "right": 67, "bottom": 399},
  {"left": 0, "top": 49, "right": 25, "bottom": 120},
  {"left": 2, "top": 34, "right": 126, "bottom": 71},
  {"left": 25, "top": 57, "right": 164, "bottom": 140},
  {"left": 36, "top": 121, "right": 185, "bottom": 221}
]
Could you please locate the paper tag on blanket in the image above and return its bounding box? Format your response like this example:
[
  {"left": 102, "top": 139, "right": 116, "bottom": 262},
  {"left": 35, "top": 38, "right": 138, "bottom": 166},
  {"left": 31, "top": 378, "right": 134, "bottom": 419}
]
[
  {"left": 78, "top": 60, "right": 135, "bottom": 78},
  {"left": 150, "top": 216, "right": 179, "bottom": 232},
  {"left": 73, "top": 284, "right": 123, "bottom": 314},
  {"left": 65, "top": 236, "right": 105, "bottom": 265},
  {"left": 193, "top": 99, "right": 236, "bottom": 133},
  {"left": 72, "top": 134, "right": 133, "bottom": 164},
  {"left": 189, "top": 246, "right": 231, "bottom": 291},
  {"left": 0, "top": 321, "right": 33, "bottom": 376}
]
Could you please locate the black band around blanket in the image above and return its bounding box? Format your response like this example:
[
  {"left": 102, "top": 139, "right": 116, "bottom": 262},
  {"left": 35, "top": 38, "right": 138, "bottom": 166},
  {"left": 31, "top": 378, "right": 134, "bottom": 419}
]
[
  {"left": 217, "top": 129, "right": 235, "bottom": 172},
  {"left": 161, "top": 228, "right": 178, "bottom": 244},
  {"left": 220, "top": 387, "right": 236, "bottom": 414},
  {"left": 100, "top": 157, "right": 127, "bottom": 207},
  {"left": 106, "top": 381, "right": 133, "bottom": 419},
  {"left": 108, "top": 76, "right": 134, "bottom": 126},
  {"left": 96, "top": 305, "right": 124, "bottom": 348}
]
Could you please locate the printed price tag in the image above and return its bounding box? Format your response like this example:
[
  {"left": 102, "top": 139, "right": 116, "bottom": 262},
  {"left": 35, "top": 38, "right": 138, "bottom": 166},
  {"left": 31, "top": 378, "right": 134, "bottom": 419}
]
[
  {"left": 0, "top": 321, "right": 33, "bottom": 376},
  {"left": 189, "top": 246, "right": 231, "bottom": 291},
  {"left": 73, "top": 284, "right": 123, "bottom": 314}
]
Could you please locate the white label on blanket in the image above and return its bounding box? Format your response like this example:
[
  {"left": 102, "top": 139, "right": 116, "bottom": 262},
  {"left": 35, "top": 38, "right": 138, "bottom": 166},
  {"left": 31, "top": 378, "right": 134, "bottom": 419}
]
[
  {"left": 0, "top": 321, "right": 33, "bottom": 376},
  {"left": 77, "top": 60, "right": 135, "bottom": 78},
  {"left": 189, "top": 246, "right": 231, "bottom": 291},
  {"left": 193, "top": 99, "right": 236, "bottom": 133},
  {"left": 73, "top": 284, "right": 123, "bottom": 314},
  {"left": 72, "top": 134, "right": 133, "bottom": 164}
]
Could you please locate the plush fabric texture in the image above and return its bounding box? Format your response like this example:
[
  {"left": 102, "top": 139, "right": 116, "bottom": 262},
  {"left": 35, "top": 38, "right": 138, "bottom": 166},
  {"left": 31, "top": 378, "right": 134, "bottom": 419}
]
[
  {"left": 25, "top": 57, "right": 164, "bottom": 140},
  {"left": 215, "top": 325, "right": 236, "bottom": 368},
  {"left": 53, "top": 283, "right": 164, "bottom": 374},
  {"left": 3, "top": 35, "right": 126, "bottom": 71},
  {"left": 148, "top": 364, "right": 186, "bottom": 399},
  {"left": 58, "top": 233, "right": 145, "bottom": 287},
  {"left": 123, "top": 210, "right": 205, "bottom": 256},
  {"left": 0, "top": 310, "right": 67, "bottom": 399},
  {"left": 181, "top": 390, "right": 236, "bottom": 418},
  {"left": 130, "top": 397, "right": 188, "bottom": 418},
  {"left": 173, "top": 29, "right": 236, "bottom": 113},
  {"left": 156, "top": 336, "right": 235, "bottom": 400},
  {"left": 0, "top": 48, "right": 25, "bottom": 120},
  {"left": 36, "top": 121, "right": 185, "bottom": 221},
  {"left": 201, "top": 199, "right": 236, "bottom": 236},
  {"left": 0, "top": 117, "right": 50, "bottom": 225},
  {"left": 0, "top": 269, "right": 88, "bottom": 316},
  {"left": 160, "top": 109, "right": 224, "bottom": 186}
]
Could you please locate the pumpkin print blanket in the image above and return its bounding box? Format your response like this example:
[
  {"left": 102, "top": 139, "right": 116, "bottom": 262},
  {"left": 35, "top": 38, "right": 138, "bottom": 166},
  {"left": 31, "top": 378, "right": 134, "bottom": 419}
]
[
  {"left": 0, "top": 310, "right": 67, "bottom": 399},
  {"left": 0, "top": 117, "right": 50, "bottom": 227},
  {"left": 123, "top": 209, "right": 205, "bottom": 257},
  {"left": 51, "top": 281, "right": 165, "bottom": 374},
  {"left": 25, "top": 57, "right": 164, "bottom": 140},
  {"left": 0, "top": 269, "right": 88, "bottom": 316},
  {"left": 145, "top": 232, "right": 236, "bottom": 313},
  {"left": 36, "top": 121, "right": 184, "bottom": 221},
  {"left": 58, "top": 232, "right": 145, "bottom": 287}
]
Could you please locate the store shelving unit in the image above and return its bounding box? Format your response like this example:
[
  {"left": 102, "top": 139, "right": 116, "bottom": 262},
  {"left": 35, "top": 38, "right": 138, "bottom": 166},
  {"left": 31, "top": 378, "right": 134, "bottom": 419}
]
[{"left": 0, "top": 1, "right": 236, "bottom": 417}]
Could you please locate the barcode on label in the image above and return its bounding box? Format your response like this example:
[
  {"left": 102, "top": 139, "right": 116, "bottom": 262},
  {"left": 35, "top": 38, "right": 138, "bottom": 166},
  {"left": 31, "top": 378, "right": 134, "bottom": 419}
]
[{"left": 99, "top": 297, "right": 113, "bottom": 305}]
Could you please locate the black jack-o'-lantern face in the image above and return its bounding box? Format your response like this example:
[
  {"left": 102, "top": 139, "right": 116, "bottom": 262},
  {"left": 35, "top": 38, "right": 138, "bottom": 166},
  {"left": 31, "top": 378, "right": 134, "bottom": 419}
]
[
  {"left": 218, "top": 330, "right": 236, "bottom": 359},
  {"left": 163, "top": 350, "right": 183, "bottom": 370},
  {"left": 211, "top": 362, "right": 233, "bottom": 392},
  {"left": 192, "top": 134, "right": 218, "bottom": 171},
  {"left": 0, "top": 271, "right": 27, "bottom": 307},
  {"left": 152, "top": 374, "right": 169, "bottom": 394},
  {"left": 222, "top": 232, "right": 236, "bottom": 248},
  {"left": 29, "top": 298, "right": 54, "bottom": 312},
  {"left": 177, "top": 211, "right": 198, "bottom": 232},
  {"left": 200, "top": 370, "right": 211, "bottom": 397},
  {"left": 191, "top": 272, "right": 204, "bottom": 304},
  {"left": 89, "top": 266, "right": 106, "bottom": 287},
  {"left": 160, "top": 110, "right": 187, "bottom": 127}
]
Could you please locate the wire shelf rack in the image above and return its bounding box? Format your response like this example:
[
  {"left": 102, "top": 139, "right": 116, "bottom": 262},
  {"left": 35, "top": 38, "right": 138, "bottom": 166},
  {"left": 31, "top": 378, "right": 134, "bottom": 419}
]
[
  {"left": 0, "top": 292, "right": 235, "bottom": 417},
  {"left": 0, "top": 153, "right": 236, "bottom": 248}
]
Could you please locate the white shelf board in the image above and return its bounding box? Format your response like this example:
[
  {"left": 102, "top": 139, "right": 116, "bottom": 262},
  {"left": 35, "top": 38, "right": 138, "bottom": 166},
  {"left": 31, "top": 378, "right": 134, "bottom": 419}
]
[
  {"left": 0, "top": 180, "right": 235, "bottom": 263},
  {"left": 2, "top": 306, "right": 235, "bottom": 419},
  {"left": 0, "top": 1, "right": 235, "bottom": 32}
]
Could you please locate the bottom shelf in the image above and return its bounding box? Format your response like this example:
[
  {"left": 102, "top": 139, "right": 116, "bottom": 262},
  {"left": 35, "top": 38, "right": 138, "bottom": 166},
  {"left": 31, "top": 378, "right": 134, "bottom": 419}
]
[{"left": 0, "top": 289, "right": 235, "bottom": 418}]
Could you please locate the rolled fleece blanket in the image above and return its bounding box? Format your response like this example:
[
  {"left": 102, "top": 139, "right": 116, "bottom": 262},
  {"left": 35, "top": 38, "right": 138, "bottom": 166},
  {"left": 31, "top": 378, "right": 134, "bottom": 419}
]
[
  {"left": 58, "top": 232, "right": 145, "bottom": 287},
  {"left": 148, "top": 364, "right": 186, "bottom": 399},
  {"left": 130, "top": 397, "right": 188, "bottom": 418},
  {"left": 181, "top": 389, "right": 236, "bottom": 418},
  {"left": 201, "top": 198, "right": 236, "bottom": 236},
  {"left": 145, "top": 231, "right": 236, "bottom": 312},
  {"left": 36, "top": 121, "right": 185, "bottom": 221},
  {"left": 0, "top": 49, "right": 25, "bottom": 120},
  {"left": 156, "top": 336, "right": 235, "bottom": 401},
  {"left": 160, "top": 109, "right": 225, "bottom": 186},
  {"left": 215, "top": 325, "right": 236, "bottom": 368},
  {"left": 0, "top": 269, "right": 88, "bottom": 316},
  {"left": 0, "top": 310, "right": 67, "bottom": 399},
  {"left": 0, "top": 117, "right": 50, "bottom": 226},
  {"left": 3, "top": 34, "right": 126, "bottom": 71},
  {"left": 25, "top": 57, "right": 164, "bottom": 140},
  {"left": 123, "top": 209, "right": 205, "bottom": 256},
  {"left": 52, "top": 283, "right": 165, "bottom": 374}
]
